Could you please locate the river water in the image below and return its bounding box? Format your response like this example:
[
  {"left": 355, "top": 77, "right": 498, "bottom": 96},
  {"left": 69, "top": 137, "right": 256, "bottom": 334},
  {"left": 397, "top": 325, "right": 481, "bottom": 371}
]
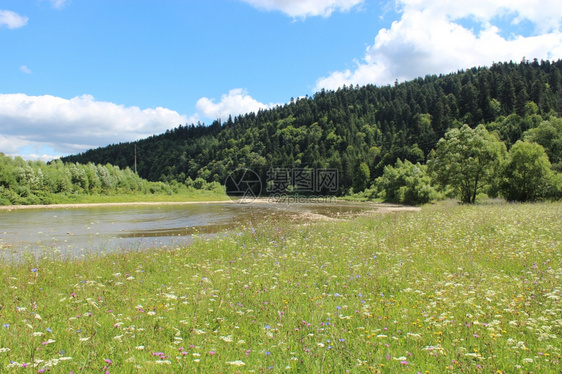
[{"left": 0, "top": 201, "right": 377, "bottom": 261}]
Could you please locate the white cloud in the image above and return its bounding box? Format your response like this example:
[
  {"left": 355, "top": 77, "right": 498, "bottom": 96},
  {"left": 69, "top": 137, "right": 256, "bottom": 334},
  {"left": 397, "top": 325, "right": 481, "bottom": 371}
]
[
  {"left": 0, "top": 90, "right": 275, "bottom": 160},
  {"left": 20, "top": 65, "right": 32, "bottom": 74},
  {"left": 398, "top": 0, "right": 562, "bottom": 33},
  {"left": 0, "top": 134, "right": 30, "bottom": 156},
  {"left": 0, "top": 9, "right": 28, "bottom": 29},
  {"left": 0, "top": 94, "right": 189, "bottom": 157},
  {"left": 195, "top": 88, "right": 278, "bottom": 120},
  {"left": 315, "top": 0, "right": 562, "bottom": 90},
  {"left": 43, "top": 0, "right": 69, "bottom": 9},
  {"left": 239, "top": 0, "right": 364, "bottom": 18}
]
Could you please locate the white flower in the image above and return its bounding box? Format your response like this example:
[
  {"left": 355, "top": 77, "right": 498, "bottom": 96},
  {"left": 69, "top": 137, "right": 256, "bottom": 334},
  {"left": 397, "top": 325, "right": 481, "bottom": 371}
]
[{"left": 226, "top": 360, "right": 245, "bottom": 366}]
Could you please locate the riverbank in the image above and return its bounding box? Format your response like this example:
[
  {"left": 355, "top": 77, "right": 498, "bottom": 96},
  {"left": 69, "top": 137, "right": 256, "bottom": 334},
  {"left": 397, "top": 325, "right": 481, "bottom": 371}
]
[
  {"left": 0, "top": 200, "right": 232, "bottom": 211},
  {"left": 0, "top": 198, "right": 420, "bottom": 212},
  {"left": 0, "top": 201, "right": 559, "bottom": 373}
]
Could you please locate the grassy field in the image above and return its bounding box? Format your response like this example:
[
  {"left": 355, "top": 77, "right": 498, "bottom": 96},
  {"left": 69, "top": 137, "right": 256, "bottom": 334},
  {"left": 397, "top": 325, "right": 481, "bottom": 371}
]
[{"left": 0, "top": 201, "right": 560, "bottom": 373}]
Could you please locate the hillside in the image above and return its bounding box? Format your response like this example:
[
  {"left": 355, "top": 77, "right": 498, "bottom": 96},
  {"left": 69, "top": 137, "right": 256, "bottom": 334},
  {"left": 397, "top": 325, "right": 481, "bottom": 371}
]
[{"left": 62, "top": 59, "right": 562, "bottom": 193}]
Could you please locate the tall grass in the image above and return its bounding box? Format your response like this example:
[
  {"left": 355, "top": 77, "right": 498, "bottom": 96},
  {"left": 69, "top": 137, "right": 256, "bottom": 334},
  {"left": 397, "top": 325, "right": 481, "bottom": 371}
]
[{"left": 0, "top": 202, "right": 560, "bottom": 373}]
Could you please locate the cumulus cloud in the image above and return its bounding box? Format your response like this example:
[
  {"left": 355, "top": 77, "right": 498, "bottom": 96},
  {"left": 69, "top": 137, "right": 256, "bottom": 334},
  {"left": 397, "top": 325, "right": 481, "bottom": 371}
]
[
  {"left": 0, "top": 94, "right": 189, "bottom": 157},
  {"left": 0, "top": 9, "right": 28, "bottom": 29},
  {"left": 0, "top": 90, "right": 275, "bottom": 160},
  {"left": 315, "top": 0, "right": 562, "bottom": 90},
  {"left": 195, "top": 88, "right": 278, "bottom": 120},
  {"left": 239, "top": 0, "right": 364, "bottom": 18}
]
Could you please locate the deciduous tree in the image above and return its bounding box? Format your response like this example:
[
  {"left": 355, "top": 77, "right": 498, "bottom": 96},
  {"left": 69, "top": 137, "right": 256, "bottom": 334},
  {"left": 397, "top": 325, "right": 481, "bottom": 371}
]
[
  {"left": 500, "top": 141, "right": 553, "bottom": 201},
  {"left": 429, "top": 124, "right": 506, "bottom": 203}
]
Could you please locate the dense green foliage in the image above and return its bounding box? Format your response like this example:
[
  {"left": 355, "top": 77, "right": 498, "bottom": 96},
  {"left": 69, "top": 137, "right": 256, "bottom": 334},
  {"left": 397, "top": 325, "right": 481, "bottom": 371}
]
[
  {"left": 372, "top": 159, "right": 438, "bottom": 205},
  {"left": 0, "top": 154, "right": 225, "bottom": 205},
  {"left": 428, "top": 124, "right": 507, "bottom": 204},
  {"left": 523, "top": 116, "right": 562, "bottom": 171},
  {"left": 500, "top": 141, "right": 554, "bottom": 201},
  {"left": 61, "top": 59, "right": 562, "bottom": 203}
]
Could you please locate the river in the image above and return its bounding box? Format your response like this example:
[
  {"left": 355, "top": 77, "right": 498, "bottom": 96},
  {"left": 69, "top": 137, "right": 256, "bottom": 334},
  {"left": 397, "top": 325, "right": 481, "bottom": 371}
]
[{"left": 0, "top": 200, "right": 383, "bottom": 261}]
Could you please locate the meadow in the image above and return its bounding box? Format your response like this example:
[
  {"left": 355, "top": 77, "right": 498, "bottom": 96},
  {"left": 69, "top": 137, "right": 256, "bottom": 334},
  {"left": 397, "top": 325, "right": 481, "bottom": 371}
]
[{"left": 0, "top": 201, "right": 560, "bottom": 373}]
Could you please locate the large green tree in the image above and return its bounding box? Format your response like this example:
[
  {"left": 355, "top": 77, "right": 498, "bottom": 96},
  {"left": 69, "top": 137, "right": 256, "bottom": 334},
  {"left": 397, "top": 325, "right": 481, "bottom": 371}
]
[
  {"left": 429, "top": 124, "right": 506, "bottom": 203},
  {"left": 524, "top": 117, "right": 562, "bottom": 171},
  {"left": 500, "top": 141, "right": 553, "bottom": 201}
]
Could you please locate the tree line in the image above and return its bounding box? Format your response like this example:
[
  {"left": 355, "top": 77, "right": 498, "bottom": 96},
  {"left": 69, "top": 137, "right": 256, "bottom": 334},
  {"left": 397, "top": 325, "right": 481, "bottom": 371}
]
[
  {"left": 56, "top": 59, "right": 562, "bottom": 203},
  {"left": 0, "top": 156, "right": 222, "bottom": 205},
  {"left": 371, "top": 121, "right": 561, "bottom": 204}
]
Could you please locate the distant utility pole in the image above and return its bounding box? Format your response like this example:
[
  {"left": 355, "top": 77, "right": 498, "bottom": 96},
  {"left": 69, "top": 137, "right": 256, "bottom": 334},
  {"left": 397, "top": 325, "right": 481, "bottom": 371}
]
[{"left": 134, "top": 144, "right": 137, "bottom": 174}]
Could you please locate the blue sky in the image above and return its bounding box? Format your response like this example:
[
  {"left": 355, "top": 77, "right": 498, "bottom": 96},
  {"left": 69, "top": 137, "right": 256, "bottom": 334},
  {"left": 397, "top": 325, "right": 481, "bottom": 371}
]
[{"left": 1, "top": 0, "right": 562, "bottom": 161}]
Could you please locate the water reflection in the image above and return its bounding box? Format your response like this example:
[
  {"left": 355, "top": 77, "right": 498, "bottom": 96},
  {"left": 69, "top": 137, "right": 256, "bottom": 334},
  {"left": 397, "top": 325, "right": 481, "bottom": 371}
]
[{"left": 0, "top": 201, "right": 378, "bottom": 260}]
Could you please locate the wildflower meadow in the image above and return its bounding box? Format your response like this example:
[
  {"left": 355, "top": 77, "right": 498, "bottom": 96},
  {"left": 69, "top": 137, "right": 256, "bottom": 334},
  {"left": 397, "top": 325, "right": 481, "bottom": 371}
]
[{"left": 0, "top": 201, "right": 561, "bottom": 373}]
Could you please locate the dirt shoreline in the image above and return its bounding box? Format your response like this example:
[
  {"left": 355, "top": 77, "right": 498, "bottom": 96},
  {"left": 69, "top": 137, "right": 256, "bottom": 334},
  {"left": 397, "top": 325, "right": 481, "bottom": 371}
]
[{"left": 0, "top": 199, "right": 421, "bottom": 213}]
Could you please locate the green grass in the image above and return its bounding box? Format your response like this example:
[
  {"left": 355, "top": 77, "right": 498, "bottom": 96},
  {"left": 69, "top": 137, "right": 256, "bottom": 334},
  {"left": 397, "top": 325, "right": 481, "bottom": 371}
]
[{"left": 0, "top": 202, "right": 561, "bottom": 373}]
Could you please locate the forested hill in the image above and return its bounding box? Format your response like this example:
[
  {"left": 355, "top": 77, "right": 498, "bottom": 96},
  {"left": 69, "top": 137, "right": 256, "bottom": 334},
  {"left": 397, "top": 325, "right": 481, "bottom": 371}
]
[{"left": 62, "top": 59, "right": 562, "bottom": 193}]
